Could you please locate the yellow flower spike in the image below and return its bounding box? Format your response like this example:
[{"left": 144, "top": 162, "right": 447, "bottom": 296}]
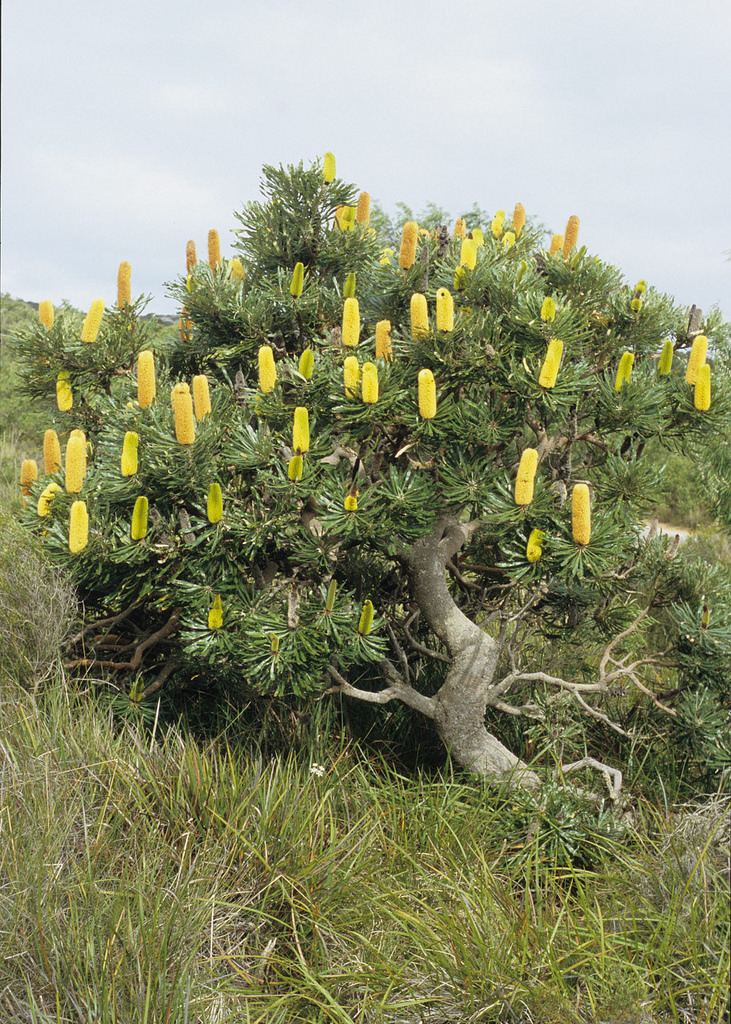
[
  {"left": 453, "top": 217, "right": 467, "bottom": 239},
  {"left": 137, "top": 350, "right": 156, "bottom": 408},
  {"left": 491, "top": 210, "right": 505, "bottom": 238},
  {"left": 460, "top": 237, "right": 477, "bottom": 270},
  {"left": 38, "top": 301, "right": 54, "bottom": 330},
  {"left": 344, "top": 493, "right": 358, "bottom": 512},
  {"left": 630, "top": 297, "right": 643, "bottom": 313},
  {"left": 172, "top": 383, "right": 196, "bottom": 444},
  {"left": 379, "top": 247, "right": 395, "bottom": 266},
  {"left": 229, "top": 257, "right": 245, "bottom": 281},
  {"left": 375, "top": 320, "right": 393, "bottom": 360},
  {"left": 292, "top": 407, "right": 310, "bottom": 453},
  {"left": 358, "top": 599, "right": 375, "bottom": 635},
  {"left": 514, "top": 448, "right": 539, "bottom": 506},
  {"left": 258, "top": 346, "right": 277, "bottom": 393},
  {"left": 208, "top": 594, "right": 223, "bottom": 630},
  {"left": 453, "top": 266, "right": 466, "bottom": 291},
  {"left": 539, "top": 338, "right": 564, "bottom": 389},
  {"left": 512, "top": 202, "right": 526, "bottom": 237},
  {"left": 192, "top": 374, "right": 212, "bottom": 420},
  {"left": 694, "top": 363, "right": 711, "bottom": 411},
  {"left": 634, "top": 279, "right": 647, "bottom": 294},
  {"left": 472, "top": 227, "right": 485, "bottom": 247},
  {"left": 121, "top": 431, "right": 139, "bottom": 477},
  {"left": 343, "top": 355, "right": 360, "bottom": 398},
  {"left": 131, "top": 496, "right": 149, "bottom": 541},
  {"left": 20, "top": 459, "right": 38, "bottom": 496},
  {"left": 361, "top": 362, "right": 379, "bottom": 404},
  {"left": 80, "top": 299, "right": 105, "bottom": 343},
  {"left": 614, "top": 351, "right": 635, "bottom": 391},
  {"left": 290, "top": 261, "right": 305, "bottom": 298},
  {"left": 178, "top": 316, "right": 193, "bottom": 343},
  {"left": 37, "top": 481, "right": 61, "bottom": 517},
  {"left": 526, "top": 528, "right": 545, "bottom": 563},
  {"left": 335, "top": 205, "right": 355, "bottom": 230},
  {"left": 207, "top": 483, "right": 223, "bottom": 523},
  {"left": 410, "top": 293, "right": 429, "bottom": 339},
  {"left": 343, "top": 272, "right": 357, "bottom": 299},
  {"left": 562, "top": 215, "right": 580, "bottom": 258},
  {"left": 323, "top": 151, "right": 336, "bottom": 182},
  {"left": 502, "top": 231, "right": 516, "bottom": 251},
  {"left": 658, "top": 339, "right": 674, "bottom": 375},
  {"left": 298, "top": 348, "right": 315, "bottom": 379},
  {"left": 342, "top": 297, "right": 361, "bottom": 348},
  {"left": 355, "top": 191, "right": 371, "bottom": 225},
  {"left": 399, "top": 221, "right": 419, "bottom": 269},
  {"left": 685, "top": 335, "right": 708, "bottom": 385},
  {"left": 208, "top": 229, "right": 221, "bottom": 268},
  {"left": 68, "top": 500, "right": 89, "bottom": 554},
  {"left": 43, "top": 429, "right": 62, "bottom": 474},
  {"left": 288, "top": 455, "right": 304, "bottom": 481},
  {"left": 418, "top": 368, "right": 437, "bottom": 420},
  {"left": 549, "top": 233, "right": 564, "bottom": 255},
  {"left": 540, "top": 296, "right": 557, "bottom": 322},
  {"left": 64, "top": 432, "right": 87, "bottom": 493},
  {"left": 436, "top": 288, "right": 454, "bottom": 332},
  {"left": 117, "top": 261, "right": 132, "bottom": 308},
  {"left": 572, "top": 483, "right": 591, "bottom": 545},
  {"left": 325, "top": 579, "right": 338, "bottom": 612},
  {"left": 186, "top": 240, "right": 197, "bottom": 273},
  {"left": 270, "top": 635, "right": 280, "bottom": 654}
]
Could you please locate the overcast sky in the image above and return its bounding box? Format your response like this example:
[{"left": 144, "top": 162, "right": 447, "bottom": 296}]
[{"left": 2, "top": 0, "right": 730, "bottom": 316}]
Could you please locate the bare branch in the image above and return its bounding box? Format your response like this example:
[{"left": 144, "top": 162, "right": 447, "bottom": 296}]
[
  {"left": 325, "top": 664, "right": 436, "bottom": 719},
  {"left": 561, "top": 757, "right": 623, "bottom": 802}
]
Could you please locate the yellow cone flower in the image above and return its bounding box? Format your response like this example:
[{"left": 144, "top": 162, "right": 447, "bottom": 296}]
[
  {"left": 658, "top": 339, "right": 674, "bottom": 375},
  {"left": 192, "top": 374, "right": 211, "bottom": 420},
  {"left": 69, "top": 500, "right": 89, "bottom": 554},
  {"left": 540, "top": 296, "right": 557, "bottom": 322},
  {"left": 362, "top": 362, "right": 378, "bottom": 404},
  {"left": 375, "top": 320, "right": 392, "bottom": 360},
  {"left": 229, "top": 257, "right": 245, "bottom": 281},
  {"left": 288, "top": 455, "right": 303, "bottom": 481},
  {"left": 121, "top": 432, "right": 139, "bottom": 477},
  {"left": 399, "top": 221, "right": 419, "bottom": 269},
  {"left": 208, "top": 229, "right": 221, "bottom": 268},
  {"left": 631, "top": 297, "right": 643, "bottom": 313},
  {"left": 37, "top": 481, "right": 61, "bottom": 517},
  {"left": 298, "top": 348, "right": 315, "bottom": 379},
  {"left": 472, "top": 227, "right": 485, "bottom": 247},
  {"left": 694, "top": 363, "right": 711, "bottom": 411},
  {"left": 539, "top": 338, "right": 564, "bottom": 389},
  {"left": 323, "top": 151, "right": 336, "bottom": 182},
  {"left": 20, "top": 459, "right": 38, "bottom": 496},
  {"left": 562, "top": 215, "right": 580, "bottom": 257},
  {"left": 512, "top": 203, "right": 526, "bottom": 237},
  {"left": 436, "top": 288, "right": 454, "bottom": 332},
  {"left": 43, "top": 429, "right": 62, "bottom": 474},
  {"left": 418, "top": 369, "right": 437, "bottom": 420},
  {"left": 293, "top": 407, "right": 310, "bottom": 453},
  {"left": 502, "top": 231, "right": 516, "bottom": 251},
  {"left": 344, "top": 355, "right": 360, "bottom": 397},
  {"left": 117, "top": 261, "right": 131, "bottom": 307},
  {"left": 614, "top": 351, "right": 635, "bottom": 391},
  {"left": 358, "top": 599, "right": 375, "bottom": 635},
  {"left": 137, "top": 350, "right": 156, "bottom": 407},
  {"left": 80, "top": 299, "right": 105, "bottom": 343},
  {"left": 258, "top": 346, "right": 277, "bottom": 393},
  {"left": 344, "top": 493, "right": 358, "bottom": 512},
  {"left": 343, "top": 272, "right": 357, "bottom": 298},
  {"left": 207, "top": 483, "right": 223, "bottom": 523},
  {"left": 410, "top": 293, "right": 429, "bottom": 338},
  {"left": 38, "top": 300, "right": 54, "bottom": 329},
  {"left": 549, "top": 233, "right": 564, "bottom": 255},
  {"left": 56, "top": 373, "right": 73, "bottom": 412},
  {"left": 515, "top": 449, "right": 539, "bottom": 506},
  {"left": 379, "top": 247, "right": 395, "bottom": 266},
  {"left": 335, "top": 205, "right": 355, "bottom": 230},
  {"left": 685, "top": 335, "right": 707, "bottom": 385},
  {"left": 186, "top": 240, "right": 197, "bottom": 273},
  {"left": 491, "top": 210, "right": 505, "bottom": 238},
  {"left": 342, "top": 297, "right": 360, "bottom": 347},
  {"left": 356, "top": 191, "right": 371, "bottom": 225},
  {"left": 453, "top": 217, "right": 467, "bottom": 239},
  {"left": 173, "top": 383, "right": 196, "bottom": 444},
  {"left": 290, "top": 261, "right": 305, "bottom": 297},
  {"left": 208, "top": 594, "right": 223, "bottom": 630},
  {"left": 634, "top": 279, "right": 647, "bottom": 294},
  {"left": 131, "top": 496, "right": 149, "bottom": 541},
  {"left": 526, "top": 528, "right": 545, "bottom": 563},
  {"left": 65, "top": 432, "right": 87, "bottom": 493},
  {"left": 460, "top": 237, "right": 477, "bottom": 270},
  {"left": 572, "top": 484, "right": 591, "bottom": 545}
]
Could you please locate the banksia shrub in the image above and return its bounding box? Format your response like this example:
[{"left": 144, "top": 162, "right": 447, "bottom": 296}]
[
  {"left": 298, "top": 348, "right": 315, "bottom": 379},
  {"left": 614, "top": 351, "right": 635, "bottom": 391},
  {"left": 69, "top": 500, "right": 89, "bottom": 554},
  {"left": 515, "top": 448, "right": 539, "bottom": 506},
  {"left": 549, "top": 233, "right": 563, "bottom": 255},
  {"left": 172, "top": 383, "right": 196, "bottom": 445},
  {"left": 344, "top": 356, "right": 360, "bottom": 397},
  {"left": 323, "top": 151, "right": 336, "bottom": 182},
  {"left": 459, "top": 238, "right": 477, "bottom": 270},
  {"left": 208, "top": 594, "right": 223, "bottom": 629},
  {"left": 290, "top": 261, "right": 305, "bottom": 297},
  {"left": 540, "top": 296, "right": 557, "bottom": 322},
  {"left": 207, "top": 483, "right": 223, "bottom": 523},
  {"left": 37, "top": 481, "right": 61, "bottom": 517},
  {"left": 208, "top": 229, "right": 221, "bottom": 268},
  {"left": 399, "top": 221, "right": 418, "bottom": 269},
  {"left": 685, "top": 335, "right": 708, "bottom": 385},
  {"left": 356, "top": 191, "right": 371, "bottom": 225},
  {"left": 526, "top": 528, "right": 545, "bottom": 563},
  {"left": 56, "top": 373, "right": 73, "bottom": 411},
  {"left": 361, "top": 362, "right": 379, "bottom": 404},
  {"left": 658, "top": 338, "right": 674, "bottom": 375},
  {"left": 38, "top": 300, "right": 54, "bottom": 330},
  {"left": 43, "top": 429, "right": 62, "bottom": 474},
  {"left": 20, "top": 459, "right": 38, "bottom": 496},
  {"left": 192, "top": 374, "right": 212, "bottom": 420},
  {"left": 117, "top": 261, "right": 132, "bottom": 307},
  {"left": 410, "top": 293, "right": 429, "bottom": 338},
  {"left": 539, "top": 338, "right": 563, "bottom": 388},
  {"left": 694, "top": 363, "right": 711, "bottom": 411},
  {"left": 418, "top": 369, "right": 437, "bottom": 419},
  {"left": 512, "top": 202, "right": 526, "bottom": 236},
  {"left": 80, "top": 299, "right": 105, "bottom": 343},
  {"left": 293, "top": 407, "right": 310, "bottom": 453},
  {"left": 137, "top": 350, "right": 156, "bottom": 407},
  {"left": 436, "top": 288, "right": 454, "bottom": 332},
  {"left": 186, "top": 240, "right": 197, "bottom": 272},
  {"left": 358, "top": 599, "right": 375, "bottom": 635},
  {"left": 572, "top": 483, "right": 591, "bottom": 545},
  {"left": 131, "top": 496, "right": 149, "bottom": 540},
  {"left": 65, "top": 432, "right": 87, "bottom": 493},
  {"left": 288, "top": 455, "right": 303, "bottom": 481},
  {"left": 342, "top": 297, "right": 360, "bottom": 347},
  {"left": 375, "top": 320, "right": 392, "bottom": 360},
  {"left": 562, "top": 215, "right": 580, "bottom": 257},
  {"left": 121, "top": 432, "right": 139, "bottom": 477},
  {"left": 258, "top": 346, "right": 277, "bottom": 393},
  {"left": 229, "top": 257, "right": 245, "bottom": 281}
]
